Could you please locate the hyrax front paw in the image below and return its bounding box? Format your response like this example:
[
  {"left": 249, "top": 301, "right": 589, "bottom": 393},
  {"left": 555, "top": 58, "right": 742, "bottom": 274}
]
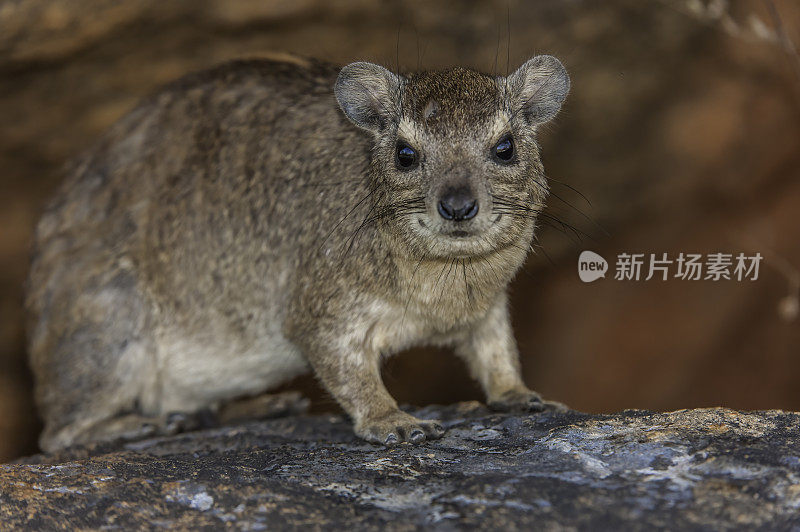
[
  {"left": 356, "top": 411, "right": 445, "bottom": 446},
  {"left": 488, "top": 388, "right": 546, "bottom": 413}
]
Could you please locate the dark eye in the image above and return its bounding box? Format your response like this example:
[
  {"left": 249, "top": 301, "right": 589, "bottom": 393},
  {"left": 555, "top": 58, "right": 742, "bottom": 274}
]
[
  {"left": 493, "top": 136, "right": 515, "bottom": 162},
  {"left": 395, "top": 142, "right": 418, "bottom": 169}
]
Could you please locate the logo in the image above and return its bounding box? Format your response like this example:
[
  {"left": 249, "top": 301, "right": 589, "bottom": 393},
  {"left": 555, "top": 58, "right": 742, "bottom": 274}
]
[
  {"left": 578, "top": 251, "right": 608, "bottom": 283},
  {"left": 577, "top": 251, "right": 763, "bottom": 282}
]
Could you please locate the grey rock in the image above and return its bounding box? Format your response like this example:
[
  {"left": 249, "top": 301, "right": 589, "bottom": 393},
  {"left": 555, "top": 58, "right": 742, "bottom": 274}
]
[{"left": 2, "top": 402, "right": 800, "bottom": 530}]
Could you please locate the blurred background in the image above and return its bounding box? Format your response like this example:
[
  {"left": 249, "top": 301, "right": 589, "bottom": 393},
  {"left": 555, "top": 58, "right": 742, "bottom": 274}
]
[{"left": 1, "top": 0, "right": 799, "bottom": 461}]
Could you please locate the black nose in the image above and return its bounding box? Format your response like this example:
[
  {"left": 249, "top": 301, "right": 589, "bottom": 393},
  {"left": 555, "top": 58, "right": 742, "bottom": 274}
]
[{"left": 437, "top": 188, "right": 479, "bottom": 221}]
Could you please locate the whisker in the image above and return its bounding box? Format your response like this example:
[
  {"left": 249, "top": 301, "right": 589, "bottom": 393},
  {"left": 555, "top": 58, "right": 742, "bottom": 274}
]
[
  {"left": 317, "top": 185, "right": 379, "bottom": 252},
  {"left": 546, "top": 175, "right": 593, "bottom": 207}
]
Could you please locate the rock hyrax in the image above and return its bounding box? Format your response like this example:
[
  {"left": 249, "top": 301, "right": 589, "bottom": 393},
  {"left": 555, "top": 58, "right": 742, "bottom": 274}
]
[{"left": 26, "top": 54, "right": 570, "bottom": 450}]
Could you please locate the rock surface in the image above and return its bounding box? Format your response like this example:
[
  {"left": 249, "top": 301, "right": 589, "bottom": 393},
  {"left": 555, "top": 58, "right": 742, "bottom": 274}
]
[{"left": 2, "top": 403, "right": 800, "bottom": 529}]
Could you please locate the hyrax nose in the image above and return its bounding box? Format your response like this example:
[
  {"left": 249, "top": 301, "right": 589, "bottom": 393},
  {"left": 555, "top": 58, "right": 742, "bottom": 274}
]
[{"left": 437, "top": 187, "right": 479, "bottom": 222}]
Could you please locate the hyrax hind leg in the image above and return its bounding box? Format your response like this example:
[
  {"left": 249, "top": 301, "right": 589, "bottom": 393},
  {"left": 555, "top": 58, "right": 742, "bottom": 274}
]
[
  {"left": 77, "top": 392, "right": 310, "bottom": 446},
  {"left": 29, "top": 265, "right": 164, "bottom": 452},
  {"left": 215, "top": 391, "right": 310, "bottom": 425},
  {"left": 75, "top": 411, "right": 213, "bottom": 445},
  {"left": 31, "top": 256, "right": 310, "bottom": 451}
]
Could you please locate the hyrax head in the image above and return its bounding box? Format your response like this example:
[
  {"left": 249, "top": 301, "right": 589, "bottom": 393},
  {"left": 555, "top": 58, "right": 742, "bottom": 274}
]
[{"left": 335, "top": 56, "right": 569, "bottom": 260}]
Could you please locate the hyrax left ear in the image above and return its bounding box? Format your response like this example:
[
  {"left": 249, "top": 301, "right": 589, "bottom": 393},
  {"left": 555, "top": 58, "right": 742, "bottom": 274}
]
[
  {"left": 335, "top": 62, "right": 404, "bottom": 133},
  {"left": 505, "top": 55, "right": 570, "bottom": 125}
]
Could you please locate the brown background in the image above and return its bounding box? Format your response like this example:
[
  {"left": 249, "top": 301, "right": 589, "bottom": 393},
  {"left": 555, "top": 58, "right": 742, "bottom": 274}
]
[{"left": 1, "top": 0, "right": 799, "bottom": 462}]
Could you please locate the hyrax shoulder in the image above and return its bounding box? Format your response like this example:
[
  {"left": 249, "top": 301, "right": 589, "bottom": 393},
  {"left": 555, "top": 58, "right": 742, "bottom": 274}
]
[{"left": 26, "top": 54, "right": 569, "bottom": 451}]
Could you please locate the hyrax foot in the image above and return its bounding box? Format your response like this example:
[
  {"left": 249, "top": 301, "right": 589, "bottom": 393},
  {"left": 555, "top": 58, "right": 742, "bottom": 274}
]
[
  {"left": 488, "top": 388, "right": 546, "bottom": 413},
  {"left": 488, "top": 389, "right": 570, "bottom": 413},
  {"left": 163, "top": 410, "right": 215, "bottom": 435},
  {"left": 75, "top": 410, "right": 214, "bottom": 448},
  {"left": 356, "top": 411, "right": 445, "bottom": 446},
  {"left": 216, "top": 391, "right": 310, "bottom": 425}
]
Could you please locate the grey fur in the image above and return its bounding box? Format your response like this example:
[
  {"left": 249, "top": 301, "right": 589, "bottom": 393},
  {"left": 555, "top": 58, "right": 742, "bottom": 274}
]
[{"left": 25, "top": 54, "right": 569, "bottom": 451}]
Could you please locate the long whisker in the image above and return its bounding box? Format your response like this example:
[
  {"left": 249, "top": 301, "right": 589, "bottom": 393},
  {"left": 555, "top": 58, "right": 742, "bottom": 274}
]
[
  {"left": 317, "top": 186, "right": 379, "bottom": 252},
  {"left": 340, "top": 188, "right": 389, "bottom": 259},
  {"left": 491, "top": 191, "right": 596, "bottom": 242},
  {"left": 541, "top": 176, "right": 608, "bottom": 237},
  {"left": 546, "top": 175, "right": 593, "bottom": 207},
  {"left": 460, "top": 259, "right": 471, "bottom": 305},
  {"left": 400, "top": 256, "right": 426, "bottom": 329}
]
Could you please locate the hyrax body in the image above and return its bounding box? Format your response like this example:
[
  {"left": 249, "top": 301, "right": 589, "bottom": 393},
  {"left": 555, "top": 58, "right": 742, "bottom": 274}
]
[{"left": 26, "top": 54, "right": 569, "bottom": 451}]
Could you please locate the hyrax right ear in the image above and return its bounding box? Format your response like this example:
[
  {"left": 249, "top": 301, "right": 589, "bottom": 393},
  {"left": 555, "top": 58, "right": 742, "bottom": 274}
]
[
  {"left": 505, "top": 55, "right": 570, "bottom": 126},
  {"left": 335, "top": 62, "right": 403, "bottom": 133}
]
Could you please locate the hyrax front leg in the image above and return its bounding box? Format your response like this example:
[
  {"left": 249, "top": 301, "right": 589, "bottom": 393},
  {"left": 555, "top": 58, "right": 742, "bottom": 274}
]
[
  {"left": 456, "top": 295, "right": 556, "bottom": 412},
  {"left": 305, "top": 337, "right": 444, "bottom": 445}
]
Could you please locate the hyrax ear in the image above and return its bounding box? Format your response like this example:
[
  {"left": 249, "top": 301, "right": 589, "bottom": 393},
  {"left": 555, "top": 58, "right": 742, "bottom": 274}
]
[
  {"left": 335, "top": 62, "right": 404, "bottom": 133},
  {"left": 505, "top": 55, "right": 570, "bottom": 125}
]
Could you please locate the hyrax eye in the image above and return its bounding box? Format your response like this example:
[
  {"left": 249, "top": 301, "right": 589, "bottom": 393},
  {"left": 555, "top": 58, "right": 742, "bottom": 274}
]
[
  {"left": 395, "top": 142, "right": 418, "bottom": 169},
  {"left": 493, "top": 135, "right": 515, "bottom": 163}
]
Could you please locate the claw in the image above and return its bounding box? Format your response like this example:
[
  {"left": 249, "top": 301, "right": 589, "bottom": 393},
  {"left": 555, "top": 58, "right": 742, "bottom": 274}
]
[
  {"left": 408, "top": 429, "right": 425, "bottom": 443},
  {"left": 357, "top": 412, "right": 447, "bottom": 445},
  {"left": 489, "top": 389, "right": 550, "bottom": 413}
]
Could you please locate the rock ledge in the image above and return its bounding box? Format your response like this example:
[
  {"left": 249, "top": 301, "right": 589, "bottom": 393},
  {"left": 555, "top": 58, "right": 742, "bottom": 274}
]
[{"left": 2, "top": 403, "right": 800, "bottom": 529}]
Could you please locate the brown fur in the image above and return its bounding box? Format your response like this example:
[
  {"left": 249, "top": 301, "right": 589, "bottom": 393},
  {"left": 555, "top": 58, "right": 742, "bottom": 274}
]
[{"left": 25, "top": 54, "right": 569, "bottom": 450}]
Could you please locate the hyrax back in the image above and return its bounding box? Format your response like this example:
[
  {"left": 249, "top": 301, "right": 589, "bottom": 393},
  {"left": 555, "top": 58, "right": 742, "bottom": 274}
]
[{"left": 26, "top": 54, "right": 569, "bottom": 450}]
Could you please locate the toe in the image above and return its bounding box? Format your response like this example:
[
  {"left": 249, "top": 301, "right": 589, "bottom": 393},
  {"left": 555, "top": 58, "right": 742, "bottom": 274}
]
[
  {"left": 422, "top": 421, "right": 445, "bottom": 439},
  {"left": 357, "top": 413, "right": 446, "bottom": 445},
  {"left": 542, "top": 400, "right": 569, "bottom": 412},
  {"left": 527, "top": 395, "right": 545, "bottom": 412},
  {"left": 406, "top": 428, "right": 425, "bottom": 443},
  {"left": 488, "top": 389, "right": 547, "bottom": 413}
]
